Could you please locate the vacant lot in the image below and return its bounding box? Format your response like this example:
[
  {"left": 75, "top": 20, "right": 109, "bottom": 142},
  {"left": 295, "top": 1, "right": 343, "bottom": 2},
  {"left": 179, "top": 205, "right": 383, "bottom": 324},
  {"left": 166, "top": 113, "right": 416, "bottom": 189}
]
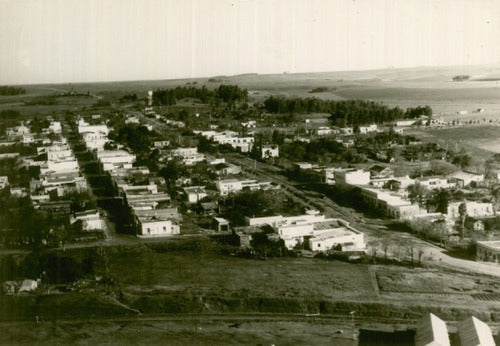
[
  {"left": 421, "top": 126, "right": 500, "bottom": 154},
  {"left": 376, "top": 268, "right": 500, "bottom": 294},
  {"left": 109, "top": 246, "right": 377, "bottom": 301},
  {"left": 0, "top": 319, "right": 357, "bottom": 346}
]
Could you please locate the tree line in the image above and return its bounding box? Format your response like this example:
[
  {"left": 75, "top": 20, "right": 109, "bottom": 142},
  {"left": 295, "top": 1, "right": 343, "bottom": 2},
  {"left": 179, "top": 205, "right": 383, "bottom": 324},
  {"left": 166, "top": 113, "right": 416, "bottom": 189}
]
[
  {"left": 263, "top": 96, "right": 410, "bottom": 126},
  {"left": 0, "top": 86, "right": 26, "bottom": 96},
  {"left": 152, "top": 85, "right": 248, "bottom": 105}
]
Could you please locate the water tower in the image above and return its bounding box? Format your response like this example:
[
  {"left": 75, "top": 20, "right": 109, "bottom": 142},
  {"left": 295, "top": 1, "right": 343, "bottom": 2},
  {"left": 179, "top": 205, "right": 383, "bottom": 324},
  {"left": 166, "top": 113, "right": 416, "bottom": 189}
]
[{"left": 147, "top": 90, "right": 153, "bottom": 106}]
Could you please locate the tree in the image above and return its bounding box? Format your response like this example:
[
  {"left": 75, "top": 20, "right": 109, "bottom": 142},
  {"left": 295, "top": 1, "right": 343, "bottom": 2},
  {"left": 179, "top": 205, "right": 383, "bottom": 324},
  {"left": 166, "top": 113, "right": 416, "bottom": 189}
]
[
  {"left": 407, "top": 184, "right": 427, "bottom": 207},
  {"left": 458, "top": 202, "right": 467, "bottom": 239},
  {"left": 428, "top": 188, "right": 450, "bottom": 214}
]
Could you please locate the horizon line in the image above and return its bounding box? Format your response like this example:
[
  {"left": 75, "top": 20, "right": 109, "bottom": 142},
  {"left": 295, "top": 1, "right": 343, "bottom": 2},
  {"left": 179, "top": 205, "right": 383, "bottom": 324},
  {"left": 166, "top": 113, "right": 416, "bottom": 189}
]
[{"left": 3, "top": 62, "right": 499, "bottom": 88}]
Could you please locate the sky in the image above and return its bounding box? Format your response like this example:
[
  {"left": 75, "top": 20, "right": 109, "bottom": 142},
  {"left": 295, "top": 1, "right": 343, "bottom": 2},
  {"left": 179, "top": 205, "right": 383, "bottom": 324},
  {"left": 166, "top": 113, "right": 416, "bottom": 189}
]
[{"left": 1, "top": 0, "right": 499, "bottom": 85}]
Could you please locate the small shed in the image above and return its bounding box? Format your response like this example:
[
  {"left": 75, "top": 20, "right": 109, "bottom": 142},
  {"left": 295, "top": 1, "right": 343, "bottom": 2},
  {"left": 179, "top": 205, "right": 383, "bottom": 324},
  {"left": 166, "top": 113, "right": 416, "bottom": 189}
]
[
  {"left": 213, "top": 217, "right": 230, "bottom": 232},
  {"left": 18, "top": 279, "right": 38, "bottom": 293}
]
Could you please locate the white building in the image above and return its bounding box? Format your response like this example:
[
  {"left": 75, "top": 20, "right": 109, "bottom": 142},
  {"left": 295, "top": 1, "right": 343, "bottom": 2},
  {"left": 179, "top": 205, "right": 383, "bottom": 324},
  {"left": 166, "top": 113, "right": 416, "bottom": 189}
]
[
  {"left": 458, "top": 316, "right": 496, "bottom": 346},
  {"left": 216, "top": 179, "right": 276, "bottom": 196},
  {"left": 261, "top": 145, "right": 279, "bottom": 158},
  {"left": 316, "top": 127, "right": 334, "bottom": 136},
  {"left": 135, "top": 208, "right": 181, "bottom": 237},
  {"left": 334, "top": 169, "right": 371, "bottom": 186},
  {"left": 153, "top": 140, "right": 170, "bottom": 148},
  {"left": 416, "top": 176, "right": 453, "bottom": 190},
  {"left": 70, "top": 210, "right": 106, "bottom": 231},
  {"left": 183, "top": 186, "right": 208, "bottom": 203},
  {"left": 0, "top": 176, "right": 9, "bottom": 189},
  {"left": 415, "top": 313, "right": 450, "bottom": 346},
  {"left": 308, "top": 220, "right": 365, "bottom": 252},
  {"left": 82, "top": 131, "right": 108, "bottom": 151},
  {"left": 246, "top": 212, "right": 364, "bottom": 251},
  {"left": 48, "top": 121, "right": 62, "bottom": 134},
  {"left": 447, "top": 201, "right": 495, "bottom": 219},
  {"left": 170, "top": 147, "right": 206, "bottom": 165},
  {"left": 476, "top": 241, "right": 500, "bottom": 264},
  {"left": 361, "top": 186, "right": 422, "bottom": 220},
  {"left": 359, "top": 124, "right": 378, "bottom": 134},
  {"left": 97, "top": 150, "right": 136, "bottom": 172},
  {"left": 450, "top": 171, "right": 484, "bottom": 187},
  {"left": 77, "top": 119, "right": 109, "bottom": 136}
]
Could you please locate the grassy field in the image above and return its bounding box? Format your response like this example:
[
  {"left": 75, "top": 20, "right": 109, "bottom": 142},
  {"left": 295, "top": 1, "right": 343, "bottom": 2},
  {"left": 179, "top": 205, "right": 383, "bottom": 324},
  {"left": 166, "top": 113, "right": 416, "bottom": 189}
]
[
  {"left": 109, "top": 246, "right": 377, "bottom": 301},
  {"left": 376, "top": 268, "right": 500, "bottom": 294},
  {"left": 0, "top": 319, "right": 358, "bottom": 346},
  {"left": 421, "top": 126, "right": 500, "bottom": 154}
]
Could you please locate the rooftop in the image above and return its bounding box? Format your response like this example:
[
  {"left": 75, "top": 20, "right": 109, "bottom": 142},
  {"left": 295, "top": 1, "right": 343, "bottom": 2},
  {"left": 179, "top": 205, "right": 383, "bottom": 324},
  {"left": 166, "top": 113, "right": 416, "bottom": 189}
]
[{"left": 477, "top": 240, "right": 500, "bottom": 250}]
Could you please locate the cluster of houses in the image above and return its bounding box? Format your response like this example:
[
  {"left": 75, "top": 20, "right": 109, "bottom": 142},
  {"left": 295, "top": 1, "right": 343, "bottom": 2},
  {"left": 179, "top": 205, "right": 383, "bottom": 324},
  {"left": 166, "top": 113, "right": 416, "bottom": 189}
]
[
  {"left": 195, "top": 130, "right": 255, "bottom": 153},
  {"left": 242, "top": 210, "right": 365, "bottom": 252},
  {"left": 2, "top": 120, "right": 108, "bottom": 235},
  {"left": 78, "top": 117, "right": 181, "bottom": 238},
  {"left": 295, "top": 161, "right": 499, "bottom": 259}
]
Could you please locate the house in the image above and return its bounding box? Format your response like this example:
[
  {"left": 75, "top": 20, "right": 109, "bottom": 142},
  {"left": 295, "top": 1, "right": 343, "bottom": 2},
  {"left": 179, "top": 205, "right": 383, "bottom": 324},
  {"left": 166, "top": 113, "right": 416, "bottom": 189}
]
[
  {"left": 476, "top": 241, "right": 500, "bottom": 263},
  {"left": 170, "top": 147, "right": 205, "bottom": 165},
  {"left": 96, "top": 150, "right": 136, "bottom": 172},
  {"left": 415, "top": 176, "right": 453, "bottom": 190},
  {"left": 414, "top": 313, "right": 450, "bottom": 346},
  {"left": 336, "top": 138, "right": 355, "bottom": 147},
  {"left": 340, "top": 127, "right": 353, "bottom": 135},
  {"left": 213, "top": 217, "right": 230, "bottom": 232},
  {"left": 37, "top": 200, "right": 71, "bottom": 215},
  {"left": 82, "top": 131, "right": 108, "bottom": 151},
  {"left": 360, "top": 187, "right": 422, "bottom": 220},
  {"left": 153, "top": 140, "right": 170, "bottom": 148},
  {"left": 307, "top": 219, "right": 365, "bottom": 252},
  {"left": 125, "top": 116, "right": 140, "bottom": 124},
  {"left": 294, "top": 162, "right": 314, "bottom": 170},
  {"left": 77, "top": 119, "right": 109, "bottom": 136},
  {"left": 359, "top": 124, "right": 378, "bottom": 134},
  {"left": 334, "top": 169, "right": 371, "bottom": 186},
  {"left": 447, "top": 201, "right": 495, "bottom": 219},
  {"left": 70, "top": 210, "right": 105, "bottom": 231},
  {"left": 18, "top": 279, "right": 39, "bottom": 293},
  {"left": 261, "top": 145, "right": 279, "bottom": 158},
  {"left": 316, "top": 127, "right": 333, "bottom": 136},
  {"left": 135, "top": 208, "right": 181, "bottom": 237},
  {"left": 395, "top": 119, "right": 416, "bottom": 127},
  {"left": 246, "top": 212, "right": 364, "bottom": 251},
  {"left": 241, "top": 120, "right": 257, "bottom": 128},
  {"left": 215, "top": 179, "right": 276, "bottom": 196},
  {"left": 183, "top": 186, "right": 208, "bottom": 204},
  {"left": 450, "top": 171, "right": 484, "bottom": 187},
  {"left": 458, "top": 316, "right": 495, "bottom": 346},
  {"left": 200, "top": 201, "right": 218, "bottom": 215},
  {"left": 369, "top": 165, "right": 394, "bottom": 179},
  {"left": 0, "top": 176, "right": 9, "bottom": 189},
  {"left": 48, "top": 121, "right": 62, "bottom": 133}
]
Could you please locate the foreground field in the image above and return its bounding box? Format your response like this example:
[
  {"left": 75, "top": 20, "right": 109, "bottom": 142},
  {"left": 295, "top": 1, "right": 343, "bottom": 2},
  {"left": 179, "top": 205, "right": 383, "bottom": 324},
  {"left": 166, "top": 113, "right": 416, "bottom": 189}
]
[{"left": 0, "top": 319, "right": 358, "bottom": 346}]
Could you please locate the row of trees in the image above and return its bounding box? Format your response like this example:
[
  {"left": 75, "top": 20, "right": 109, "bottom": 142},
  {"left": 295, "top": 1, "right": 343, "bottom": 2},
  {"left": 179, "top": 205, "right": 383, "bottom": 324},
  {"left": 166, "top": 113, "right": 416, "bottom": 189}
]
[
  {"left": 263, "top": 96, "right": 410, "bottom": 126},
  {"left": 404, "top": 105, "right": 432, "bottom": 118},
  {"left": 0, "top": 86, "right": 26, "bottom": 95},
  {"left": 152, "top": 85, "right": 248, "bottom": 105}
]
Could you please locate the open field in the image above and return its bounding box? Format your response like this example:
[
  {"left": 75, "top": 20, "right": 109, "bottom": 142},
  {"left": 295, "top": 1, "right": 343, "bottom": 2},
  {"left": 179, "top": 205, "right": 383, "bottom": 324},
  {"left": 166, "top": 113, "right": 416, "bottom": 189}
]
[
  {"left": 2, "top": 64, "right": 500, "bottom": 117},
  {"left": 109, "top": 246, "right": 377, "bottom": 301},
  {"left": 376, "top": 268, "right": 500, "bottom": 294},
  {"left": 419, "top": 126, "right": 500, "bottom": 154},
  {"left": 0, "top": 318, "right": 357, "bottom": 346}
]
